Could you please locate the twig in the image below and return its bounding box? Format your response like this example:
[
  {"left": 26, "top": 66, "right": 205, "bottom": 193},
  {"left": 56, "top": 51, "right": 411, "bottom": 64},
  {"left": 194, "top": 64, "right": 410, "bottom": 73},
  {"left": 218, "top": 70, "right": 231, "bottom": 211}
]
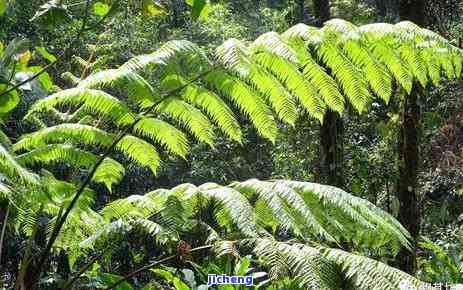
[{"left": 106, "top": 245, "right": 213, "bottom": 290}]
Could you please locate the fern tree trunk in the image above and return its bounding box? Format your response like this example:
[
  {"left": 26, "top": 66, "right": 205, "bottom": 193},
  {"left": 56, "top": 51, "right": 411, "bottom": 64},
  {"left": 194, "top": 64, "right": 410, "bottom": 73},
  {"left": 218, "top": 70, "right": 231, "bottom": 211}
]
[
  {"left": 312, "top": 0, "right": 345, "bottom": 187},
  {"left": 395, "top": 0, "right": 426, "bottom": 274},
  {"left": 313, "top": 0, "right": 330, "bottom": 27},
  {"left": 320, "top": 110, "right": 344, "bottom": 186},
  {"left": 396, "top": 85, "right": 421, "bottom": 273}
]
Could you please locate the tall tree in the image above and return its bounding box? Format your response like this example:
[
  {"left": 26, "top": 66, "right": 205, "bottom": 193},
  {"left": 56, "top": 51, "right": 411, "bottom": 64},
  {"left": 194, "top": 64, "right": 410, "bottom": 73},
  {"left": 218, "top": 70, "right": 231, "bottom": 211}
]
[{"left": 395, "top": 0, "right": 426, "bottom": 274}]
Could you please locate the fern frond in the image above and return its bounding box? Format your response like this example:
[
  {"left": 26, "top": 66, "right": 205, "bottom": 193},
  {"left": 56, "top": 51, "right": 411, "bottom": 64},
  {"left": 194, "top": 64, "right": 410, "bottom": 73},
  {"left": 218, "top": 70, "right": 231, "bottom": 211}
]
[
  {"left": 216, "top": 39, "right": 298, "bottom": 125},
  {"left": 181, "top": 84, "right": 243, "bottom": 142},
  {"left": 0, "top": 144, "right": 38, "bottom": 184},
  {"left": 203, "top": 69, "right": 278, "bottom": 142},
  {"left": 116, "top": 135, "right": 161, "bottom": 174},
  {"left": 16, "top": 144, "right": 124, "bottom": 189},
  {"left": 323, "top": 18, "right": 359, "bottom": 34},
  {"left": 252, "top": 51, "right": 326, "bottom": 122},
  {"left": 282, "top": 24, "right": 322, "bottom": 44},
  {"left": 26, "top": 88, "right": 137, "bottom": 126},
  {"left": 284, "top": 37, "right": 345, "bottom": 113},
  {"left": 13, "top": 124, "right": 113, "bottom": 152},
  {"left": 341, "top": 37, "right": 393, "bottom": 103},
  {"left": 398, "top": 44, "right": 428, "bottom": 87},
  {"left": 322, "top": 247, "right": 426, "bottom": 290},
  {"left": 121, "top": 40, "right": 206, "bottom": 72},
  {"left": 155, "top": 97, "right": 215, "bottom": 147},
  {"left": 133, "top": 118, "right": 189, "bottom": 158},
  {"left": 243, "top": 238, "right": 427, "bottom": 290},
  {"left": 249, "top": 239, "right": 341, "bottom": 290},
  {"left": 367, "top": 39, "right": 414, "bottom": 93},
  {"left": 252, "top": 32, "right": 300, "bottom": 63},
  {"left": 315, "top": 36, "right": 372, "bottom": 113},
  {"left": 78, "top": 69, "right": 161, "bottom": 108}
]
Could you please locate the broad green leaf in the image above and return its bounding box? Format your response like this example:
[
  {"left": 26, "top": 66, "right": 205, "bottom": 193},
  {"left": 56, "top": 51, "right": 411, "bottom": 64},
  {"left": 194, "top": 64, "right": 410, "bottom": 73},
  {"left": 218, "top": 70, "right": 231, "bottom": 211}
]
[
  {"left": 185, "top": 0, "right": 209, "bottom": 20},
  {"left": 28, "top": 66, "right": 54, "bottom": 92},
  {"left": 0, "top": 0, "right": 7, "bottom": 16},
  {"left": 173, "top": 278, "right": 191, "bottom": 290},
  {"left": 36, "top": 47, "right": 57, "bottom": 62},
  {"left": 0, "top": 87, "right": 19, "bottom": 114},
  {"left": 98, "top": 273, "right": 133, "bottom": 290},
  {"left": 142, "top": 0, "right": 168, "bottom": 17},
  {"left": 93, "top": 1, "right": 110, "bottom": 16}
]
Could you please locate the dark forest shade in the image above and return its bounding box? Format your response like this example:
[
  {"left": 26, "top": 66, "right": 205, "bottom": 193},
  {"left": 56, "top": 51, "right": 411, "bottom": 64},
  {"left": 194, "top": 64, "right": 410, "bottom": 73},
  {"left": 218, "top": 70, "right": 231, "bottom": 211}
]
[
  {"left": 399, "top": 0, "right": 427, "bottom": 26},
  {"left": 313, "top": 0, "right": 331, "bottom": 26}
]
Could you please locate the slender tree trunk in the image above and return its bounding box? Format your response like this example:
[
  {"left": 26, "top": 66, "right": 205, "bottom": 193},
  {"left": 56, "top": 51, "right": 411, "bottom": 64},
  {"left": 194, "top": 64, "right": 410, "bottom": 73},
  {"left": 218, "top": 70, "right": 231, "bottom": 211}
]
[
  {"left": 375, "top": 0, "right": 388, "bottom": 17},
  {"left": 399, "top": 0, "right": 427, "bottom": 26},
  {"left": 396, "top": 85, "right": 421, "bottom": 274},
  {"left": 395, "top": 0, "right": 426, "bottom": 274},
  {"left": 312, "top": 0, "right": 344, "bottom": 187},
  {"left": 313, "top": 0, "right": 330, "bottom": 27},
  {"left": 320, "top": 110, "right": 344, "bottom": 187}
]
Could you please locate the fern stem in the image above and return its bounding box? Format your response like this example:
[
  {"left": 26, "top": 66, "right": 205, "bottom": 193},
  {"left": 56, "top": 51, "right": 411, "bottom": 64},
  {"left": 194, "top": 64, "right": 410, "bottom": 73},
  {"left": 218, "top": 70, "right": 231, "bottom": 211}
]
[
  {"left": 33, "top": 68, "right": 214, "bottom": 286},
  {"left": 0, "top": 202, "right": 10, "bottom": 265},
  {"left": 106, "top": 244, "right": 213, "bottom": 289}
]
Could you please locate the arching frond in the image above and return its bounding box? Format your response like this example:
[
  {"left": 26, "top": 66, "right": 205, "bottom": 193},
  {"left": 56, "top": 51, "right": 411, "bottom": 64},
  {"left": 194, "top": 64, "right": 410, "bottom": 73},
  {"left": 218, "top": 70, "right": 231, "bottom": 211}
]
[
  {"left": 181, "top": 84, "right": 243, "bottom": 142},
  {"left": 78, "top": 69, "right": 161, "bottom": 108},
  {"left": 315, "top": 37, "right": 372, "bottom": 113},
  {"left": 238, "top": 239, "right": 426, "bottom": 290},
  {"left": 133, "top": 118, "right": 189, "bottom": 158},
  {"left": 26, "top": 88, "right": 136, "bottom": 126},
  {"left": 13, "top": 124, "right": 113, "bottom": 152},
  {"left": 284, "top": 37, "right": 345, "bottom": 113},
  {"left": 0, "top": 144, "right": 38, "bottom": 184},
  {"left": 367, "top": 39, "right": 414, "bottom": 93},
  {"left": 121, "top": 40, "right": 206, "bottom": 72},
  {"left": 203, "top": 69, "right": 278, "bottom": 142},
  {"left": 16, "top": 144, "right": 124, "bottom": 189},
  {"left": 217, "top": 39, "right": 298, "bottom": 125},
  {"left": 83, "top": 179, "right": 410, "bottom": 249},
  {"left": 252, "top": 51, "right": 326, "bottom": 122},
  {"left": 155, "top": 97, "right": 215, "bottom": 146},
  {"left": 341, "top": 37, "right": 393, "bottom": 103},
  {"left": 250, "top": 239, "right": 340, "bottom": 290},
  {"left": 116, "top": 135, "right": 161, "bottom": 174},
  {"left": 322, "top": 247, "right": 426, "bottom": 290}
]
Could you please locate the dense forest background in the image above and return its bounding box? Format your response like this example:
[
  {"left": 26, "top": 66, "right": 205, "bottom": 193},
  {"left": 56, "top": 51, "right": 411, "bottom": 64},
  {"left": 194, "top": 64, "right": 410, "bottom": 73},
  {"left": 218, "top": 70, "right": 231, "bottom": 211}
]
[{"left": 1, "top": 0, "right": 463, "bottom": 289}]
